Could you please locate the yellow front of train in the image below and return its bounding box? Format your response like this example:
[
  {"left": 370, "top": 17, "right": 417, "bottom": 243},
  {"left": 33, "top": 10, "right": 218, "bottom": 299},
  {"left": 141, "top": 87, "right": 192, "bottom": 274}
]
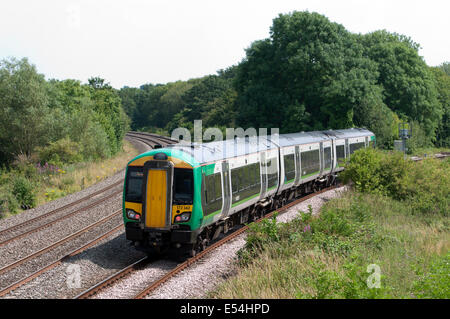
[{"left": 122, "top": 148, "right": 202, "bottom": 253}]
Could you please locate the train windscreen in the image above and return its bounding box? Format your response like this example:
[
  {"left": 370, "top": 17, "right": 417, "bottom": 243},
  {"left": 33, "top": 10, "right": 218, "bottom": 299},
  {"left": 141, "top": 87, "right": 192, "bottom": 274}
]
[
  {"left": 173, "top": 168, "right": 194, "bottom": 205},
  {"left": 125, "top": 167, "right": 143, "bottom": 202}
]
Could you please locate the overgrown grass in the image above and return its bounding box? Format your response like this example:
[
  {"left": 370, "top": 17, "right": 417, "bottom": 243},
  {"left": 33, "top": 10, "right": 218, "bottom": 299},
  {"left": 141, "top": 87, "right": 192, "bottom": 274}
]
[
  {"left": 210, "top": 192, "right": 449, "bottom": 299},
  {"left": 0, "top": 140, "right": 139, "bottom": 218},
  {"left": 210, "top": 151, "right": 449, "bottom": 299}
]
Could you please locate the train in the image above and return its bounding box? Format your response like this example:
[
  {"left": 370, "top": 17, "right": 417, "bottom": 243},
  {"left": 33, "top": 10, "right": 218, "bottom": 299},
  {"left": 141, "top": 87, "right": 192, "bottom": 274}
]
[{"left": 123, "top": 128, "right": 375, "bottom": 257}]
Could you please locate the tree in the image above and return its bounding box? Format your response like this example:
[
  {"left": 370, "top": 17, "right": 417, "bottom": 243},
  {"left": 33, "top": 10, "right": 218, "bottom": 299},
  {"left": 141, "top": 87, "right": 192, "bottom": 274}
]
[
  {"left": 0, "top": 58, "right": 50, "bottom": 163},
  {"left": 430, "top": 67, "right": 450, "bottom": 146},
  {"left": 234, "top": 11, "right": 388, "bottom": 136},
  {"left": 360, "top": 31, "right": 442, "bottom": 143},
  {"left": 166, "top": 74, "right": 236, "bottom": 134},
  {"left": 89, "top": 84, "right": 129, "bottom": 154},
  {"left": 439, "top": 62, "right": 450, "bottom": 76},
  {"left": 88, "top": 77, "right": 112, "bottom": 89}
]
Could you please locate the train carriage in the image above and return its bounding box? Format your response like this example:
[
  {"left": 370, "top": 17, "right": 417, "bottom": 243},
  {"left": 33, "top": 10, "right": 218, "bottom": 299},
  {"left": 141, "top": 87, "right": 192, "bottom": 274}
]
[{"left": 123, "top": 128, "right": 375, "bottom": 257}]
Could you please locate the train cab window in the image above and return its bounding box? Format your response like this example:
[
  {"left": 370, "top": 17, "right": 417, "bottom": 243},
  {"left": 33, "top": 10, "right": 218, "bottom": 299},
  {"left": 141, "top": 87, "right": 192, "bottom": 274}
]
[
  {"left": 125, "top": 167, "right": 144, "bottom": 203},
  {"left": 243, "top": 166, "right": 251, "bottom": 189},
  {"left": 231, "top": 168, "right": 239, "bottom": 194},
  {"left": 173, "top": 168, "right": 194, "bottom": 205},
  {"left": 253, "top": 163, "right": 261, "bottom": 187}
]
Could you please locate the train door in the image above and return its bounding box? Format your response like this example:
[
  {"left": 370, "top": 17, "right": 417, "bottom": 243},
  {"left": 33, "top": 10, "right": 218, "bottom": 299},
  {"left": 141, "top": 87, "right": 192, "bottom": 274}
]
[
  {"left": 331, "top": 138, "right": 336, "bottom": 172},
  {"left": 260, "top": 151, "right": 268, "bottom": 198},
  {"left": 319, "top": 142, "right": 324, "bottom": 176},
  {"left": 221, "top": 161, "right": 231, "bottom": 217},
  {"left": 294, "top": 145, "right": 301, "bottom": 186},
  {"left": 142, "top": 160, "right": 173, "bottom": 229},
  {"left": 345, "top": 139, "right": 349, "bottom": 159}
]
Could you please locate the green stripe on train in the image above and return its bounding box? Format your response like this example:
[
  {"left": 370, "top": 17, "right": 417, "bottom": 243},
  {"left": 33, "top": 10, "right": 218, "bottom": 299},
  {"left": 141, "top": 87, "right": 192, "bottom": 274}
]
[
  {"left": 232, "top": 193, "right": 260, "bottom": 207},
  {"left": 301, "top": 171, "right": 320, "bottom": 178}
]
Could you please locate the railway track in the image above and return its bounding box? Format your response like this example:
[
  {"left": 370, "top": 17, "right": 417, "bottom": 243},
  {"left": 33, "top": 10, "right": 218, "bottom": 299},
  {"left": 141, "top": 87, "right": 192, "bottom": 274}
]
[
  {"left": 411, "top": 152, "right": 450, "bottom": 162},
  {"left": 130, "top": 132, "right": 178, "bottom": 144},
  {"left": 0, "top": 211, "right": 123, "bottom": 296},
  {"left": 0, "top": 133, "right": 176, "bottom": 298},
  {"left": 75, "top": 184, "right": 339, "bottom": 299},
  {"left": 0, "top": 132, "right": 174, "bottom": 247},
  {"left": 125, "top": 132, "right": 175, "bottom": 148},
  {"left": 0, "top": 184, "right": 123, "bottom": 247}
]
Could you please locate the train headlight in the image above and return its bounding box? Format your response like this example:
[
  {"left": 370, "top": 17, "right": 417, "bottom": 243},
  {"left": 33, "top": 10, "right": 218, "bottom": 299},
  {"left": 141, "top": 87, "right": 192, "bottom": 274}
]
[
  {"left": 126, "top": 209, "right": 141, "bottom": 220},
  {"left": 174, "top": 212, "right": 191, "bottom": 223}
]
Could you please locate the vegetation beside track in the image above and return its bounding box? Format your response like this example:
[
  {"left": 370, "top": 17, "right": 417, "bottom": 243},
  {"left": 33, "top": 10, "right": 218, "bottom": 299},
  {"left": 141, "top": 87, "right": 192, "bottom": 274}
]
[
  {"left": 210, "top": 150, "right": 449, "bottom": 299},
  {"left": 0, "top": 58, "right": 131, "bottom": 218},
  {"left": 0, "top": 140, "right": 138, "bottom": 219}
]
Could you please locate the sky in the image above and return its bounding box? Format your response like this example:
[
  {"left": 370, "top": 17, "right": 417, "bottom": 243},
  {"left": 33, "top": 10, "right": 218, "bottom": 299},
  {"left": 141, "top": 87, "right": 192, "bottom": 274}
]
[{"left": 1, "top": 0, "right": 449, "bottom": 89}]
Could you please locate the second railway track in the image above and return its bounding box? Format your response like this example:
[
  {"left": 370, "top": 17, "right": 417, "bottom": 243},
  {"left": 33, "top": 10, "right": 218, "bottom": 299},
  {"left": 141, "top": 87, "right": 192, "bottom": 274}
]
[
  {"left": 0, "top": 132, "right": 174, "bottom": 248},
  {"left": 0, "top": 133, "right": 176, "bottom": 299}
]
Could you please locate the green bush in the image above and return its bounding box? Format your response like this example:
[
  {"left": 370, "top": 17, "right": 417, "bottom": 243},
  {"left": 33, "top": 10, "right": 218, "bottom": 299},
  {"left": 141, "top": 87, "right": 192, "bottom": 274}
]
[
  {"left": 12, "top": 176, "right": 36, "bottom": 208},
  {"left": 36, "top": 137, "right": 82, "bottom": 166},
  {"left": 342, "top": 148, "right": 449, "bottom": 215},
  {"left": 0, "top": 189, "right": 19, "bottom": 217}
]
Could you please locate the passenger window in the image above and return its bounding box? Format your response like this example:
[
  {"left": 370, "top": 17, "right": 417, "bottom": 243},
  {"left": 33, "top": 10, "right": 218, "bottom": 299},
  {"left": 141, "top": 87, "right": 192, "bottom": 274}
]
[
  {"left": 205, "top": 175, "right": 215, "bottom": 204},
  {"left": 214, "top": 173, "right": 222, "bottom": 200}
]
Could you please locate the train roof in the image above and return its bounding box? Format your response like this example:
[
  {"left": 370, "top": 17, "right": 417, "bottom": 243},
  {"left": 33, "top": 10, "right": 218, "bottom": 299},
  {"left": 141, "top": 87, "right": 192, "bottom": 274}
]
[
  {"left": 322, "top": 128, "right": 375, "bottom": 139},
  {"left": 130, "top": 128, "right": 374, "bottom": 167},
  {"left": 168, "top": 135, "right": 279, "bottom": 165}
]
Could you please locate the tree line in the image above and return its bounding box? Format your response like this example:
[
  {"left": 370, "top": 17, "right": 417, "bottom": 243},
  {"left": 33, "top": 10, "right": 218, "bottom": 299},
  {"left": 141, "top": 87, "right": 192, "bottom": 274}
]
[
  {"left": 0, "top": 58, "right": 129, "bottom": 214},
  {"left": 0, "top": 58, "right": 129, "bottom": 166},
  {"left": 120, "top": 11, "right": 449, "bottom": 149}
]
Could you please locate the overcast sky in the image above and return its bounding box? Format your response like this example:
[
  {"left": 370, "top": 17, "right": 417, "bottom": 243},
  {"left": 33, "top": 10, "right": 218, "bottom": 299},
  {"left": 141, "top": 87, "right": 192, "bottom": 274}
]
[{"left": 1, "top": 0, "right": 448, "bottom": 88}]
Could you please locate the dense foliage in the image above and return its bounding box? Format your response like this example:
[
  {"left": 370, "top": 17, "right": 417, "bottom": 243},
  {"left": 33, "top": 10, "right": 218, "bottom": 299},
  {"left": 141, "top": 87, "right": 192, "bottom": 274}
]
[
  {"left": 0, "top": 58, "right": 129, "bottom": 166},
  {"left": 120, "top": 67, "right": 237, "bottom": 136},
  {"left": 121, "top": 11, "right": 448, "bottom": 149},
  {"left": 211, "top": 192, "right": 449, "bottom": 299},
  {"left": 342, "top": 148, "right": 449, "bottom": 216},
  {"left": 212, "top": 150, "right": 449, "bottom": 298},
  {"left": 0, "top": 57, "right": 129, "bottom": 214}
]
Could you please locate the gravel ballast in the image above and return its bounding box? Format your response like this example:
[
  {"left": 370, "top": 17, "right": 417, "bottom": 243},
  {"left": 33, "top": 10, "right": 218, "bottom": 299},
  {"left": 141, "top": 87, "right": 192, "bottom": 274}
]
[
  {"left": 0, "top": 138, "right": 151, "bottom": 299},
  {"left": 0, "top": 138, "right": 148, "bottom": 234},
  {"left": 91, "top": 186, "right": 349, "bottom": 299}
]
